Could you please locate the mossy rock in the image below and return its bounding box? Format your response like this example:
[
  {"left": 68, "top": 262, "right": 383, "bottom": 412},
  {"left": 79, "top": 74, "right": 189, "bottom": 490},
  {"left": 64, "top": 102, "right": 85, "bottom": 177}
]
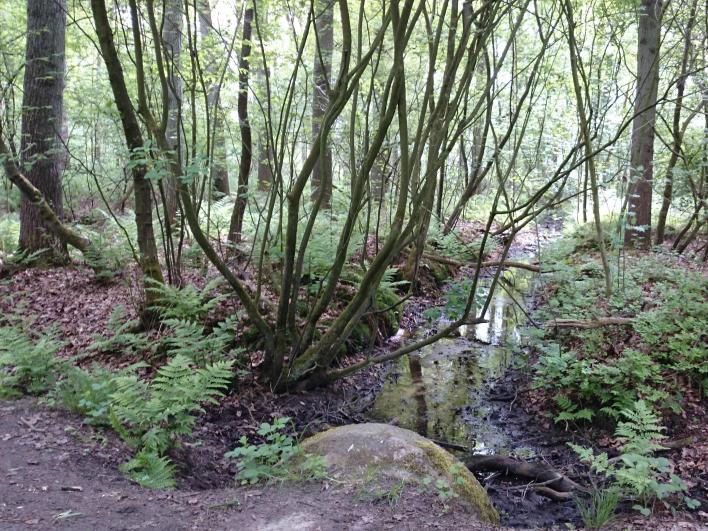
[{"left": 301, "top": 423, "right": 499, "bottom": 524}]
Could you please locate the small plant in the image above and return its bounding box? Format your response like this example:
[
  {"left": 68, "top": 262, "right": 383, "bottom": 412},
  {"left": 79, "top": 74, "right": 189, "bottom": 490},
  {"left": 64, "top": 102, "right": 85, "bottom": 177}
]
[
  {"left": 225, "top": 417, "right": 327, "bottom": 485},
  {"left": 0, "top": 326, "right": 67, "bottom": 398},
  {"left": 148, "top": 277, "right": 226, "bottom": 323},
  {"left": 576, "top": 485, "right": 620, "bottom": 529},
  {"left": 422, "top": 464, "right": 466, "bottom": 513},
  {"left": 355, "top": 476, "right": 407, "bottom": 509},
  {"left": 89, "top": 306, "right": 156, "bottom": 358},
  {"left": 55, "top": 364, "right": 138, "bottom": 426},
  {"left": 569, "top": 401, "right": 691, "bottom": 516}
]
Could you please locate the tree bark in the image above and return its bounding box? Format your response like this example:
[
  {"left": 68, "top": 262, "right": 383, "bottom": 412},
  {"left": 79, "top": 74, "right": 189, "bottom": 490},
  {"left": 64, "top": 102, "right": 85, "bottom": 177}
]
[
  {"left": 310, "top": 0, "right": 334, "bottom": 208},
  {"left": 625, "top": 0, "right": 663, "bottom": 249},
  {"left": 655, "top": 0, "right": 697, "bottom": 244},
  {"left": 91, "top": 0, "right": 164, "bottom": 319},
  {"left": 19, "top": 0, "right": 67, "bottom": 261},
  {"left": 1, "top": 137, "right": 91, "bottom": 256},
  {"left": 228, "top": 3, "right": 253, "bottom": 243},
  {"left": 563, "top": 0, "right": 612, "bottom": 296},
  {"left": 161, "top": 0, "right": 183, "bottom": 220},
  {"left": 197, "top": 0, "right": 230, "bottom": 198}
]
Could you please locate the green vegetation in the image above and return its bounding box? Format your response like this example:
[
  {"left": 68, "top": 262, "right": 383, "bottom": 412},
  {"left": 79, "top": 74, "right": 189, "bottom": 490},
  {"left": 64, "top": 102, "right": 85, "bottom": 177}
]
[
  {"left": 0, "top": 323, "right": 233, "bottom": 489},
  {"left": 0, "top": 326, "right": 67, "bottom": 398},
  {"left": 225, "top": 417, "right": 327, "bottom": 485},
  {"left": 533, "top": 229, "right": 707, "bottom": 425}
]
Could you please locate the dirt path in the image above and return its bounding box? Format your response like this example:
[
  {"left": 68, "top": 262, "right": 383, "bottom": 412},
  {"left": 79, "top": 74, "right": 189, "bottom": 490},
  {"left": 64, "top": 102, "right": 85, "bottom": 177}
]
[{"left": 1, "top": 398, "right": 495, "bottom": 530}]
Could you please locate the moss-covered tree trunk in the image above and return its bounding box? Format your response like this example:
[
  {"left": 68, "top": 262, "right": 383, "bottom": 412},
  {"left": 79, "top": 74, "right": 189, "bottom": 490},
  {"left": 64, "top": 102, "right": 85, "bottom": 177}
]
[{"left": 19, "top": 0, "right": 67, "bottom": 262}]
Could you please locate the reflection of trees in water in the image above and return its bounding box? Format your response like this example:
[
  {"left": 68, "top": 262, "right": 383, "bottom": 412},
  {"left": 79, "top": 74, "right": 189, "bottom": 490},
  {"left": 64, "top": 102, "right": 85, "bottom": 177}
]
[
  {"left": 408, "top": 354, "right": 427, "bottom": 436},
  {"left": 372, "top": 270, "right": 533, "bottom": 446}
]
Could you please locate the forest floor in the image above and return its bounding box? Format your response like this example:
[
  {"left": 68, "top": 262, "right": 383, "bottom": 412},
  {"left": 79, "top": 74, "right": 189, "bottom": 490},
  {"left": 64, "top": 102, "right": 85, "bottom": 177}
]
[
  {"left": 1, "top": 222, "right": 707, "bottom": 530},
  {"left": 1, "top": 396, "right": 493, "bottom": 530},
  {"left": 2, "top": 397, "right": 705, "bottom": 530}
]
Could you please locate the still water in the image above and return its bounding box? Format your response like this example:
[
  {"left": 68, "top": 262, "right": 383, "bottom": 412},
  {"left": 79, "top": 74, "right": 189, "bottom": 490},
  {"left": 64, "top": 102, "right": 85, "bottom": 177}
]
[{"left": 369, "top": 269, "right": 535, "bottom": 455}]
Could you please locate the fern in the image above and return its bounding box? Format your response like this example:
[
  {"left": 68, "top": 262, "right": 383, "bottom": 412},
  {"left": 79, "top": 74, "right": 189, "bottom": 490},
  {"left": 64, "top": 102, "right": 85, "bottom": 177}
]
[
  {"left": 120, "top": 449, "right": 176, "bottom": 489},
  {"left": 89, "top": 306, "right": 155, "bottom": 357},
  {"left": 615, "top": 400, "right": 667, "bottom": 455},
  {"left": 148, "top": 277, "right": 226, "bottom": 322},
  {"left": 0, "top": 326, "right": 67, "bottom": 398},
  {"left": 161, "top": 318, "right": 236, "bottom": 365},
  {"left": 109, "top": 355, "right": 233, "bottom": 488},
  {"left": 570, "top": 401, "right": 689, "bottom": 513}
]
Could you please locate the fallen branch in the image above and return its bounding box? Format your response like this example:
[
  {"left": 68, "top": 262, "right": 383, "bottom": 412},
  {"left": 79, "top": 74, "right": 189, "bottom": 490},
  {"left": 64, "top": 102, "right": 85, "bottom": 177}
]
[
  {"left": 465, "top": 454, "right": 583, "bottom": 493},
  {"left": 533, "top": 485, "right": 573, "bottom": 501},
  {"left": 546, "top": 317, "right": 634, "bottom": 329},
  {"left": 421, "top": 252, "right": 543, "bottom": 273}
]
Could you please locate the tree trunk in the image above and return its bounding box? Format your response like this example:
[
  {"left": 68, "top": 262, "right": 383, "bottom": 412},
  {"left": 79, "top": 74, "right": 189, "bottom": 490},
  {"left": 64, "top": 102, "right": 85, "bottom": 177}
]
[
  {"left": 625, "top": 0, "right": 663, "bottom": 249},
  {"left": 310, "top": 0, "right": 334, "bottom": 208},
  {"left": 91, "top": 0, "right": 164, "bottom": 322},
  {"left": 197, "top": 0, "right": 230, "bottom": 198},
  {"left": 655, "top": 0, "right": 697, "bottom": 244},
  {"left": 228, "top": 3, "right": 253, "bottom": 243},
  {"left": 257, "top": 141, "right": 273, "bottom": 191},
  {"left": 563, "top": 0, "right": 612, "bottom": 296},
  {"left": 19, "top": 0, "right": 67, "bottom": 262},
  {"left": 161, "top": 0, "right": 182, "bottom": 221}
]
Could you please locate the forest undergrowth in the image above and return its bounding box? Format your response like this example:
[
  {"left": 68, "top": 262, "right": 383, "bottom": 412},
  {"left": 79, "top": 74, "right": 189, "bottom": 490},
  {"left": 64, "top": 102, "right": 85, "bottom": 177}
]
[{"left": 520, "top": 224, "right": 707, "bottom": 525}]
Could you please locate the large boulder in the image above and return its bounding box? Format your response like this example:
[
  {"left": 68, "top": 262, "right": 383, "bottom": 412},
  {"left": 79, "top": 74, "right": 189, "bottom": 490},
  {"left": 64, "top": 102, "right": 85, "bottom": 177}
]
[{"left": 301, "top": 423, "right": 499, "bottom": 525}]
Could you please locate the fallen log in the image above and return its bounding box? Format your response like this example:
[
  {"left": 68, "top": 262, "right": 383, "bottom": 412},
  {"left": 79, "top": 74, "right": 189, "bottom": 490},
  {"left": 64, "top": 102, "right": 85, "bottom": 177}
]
[
  {"left": 545, "top": 317, "right": 634, "bottom": 329},
  {"left": 464, "top": 454, "right": 582, "bottom": 494},
  {"left": 421, "top": 252, "right": 542, "bottom": 273}
]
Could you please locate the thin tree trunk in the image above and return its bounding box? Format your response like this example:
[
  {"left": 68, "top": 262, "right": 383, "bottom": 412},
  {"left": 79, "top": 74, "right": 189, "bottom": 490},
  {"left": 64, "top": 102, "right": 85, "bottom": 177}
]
[
  {"left": 19, "top": 0, "right": 67, "bottom": 262},
  {"left": 563, "top": 0, "right": 612, "bottom": 296},
  {"left": 656, "top": 0, "right": 697, "bottom": 244},
  {"left": 228, "top": 3, "right": 253, "bottom": 243},
  {"left": 197, "top": 0, "right": 230, "bottom": 197},
  {"left": 625, "top": 0, "right": 663, "bottom": 248},
  {"left": 91, "top": 0, "right": 164, "bottom": 321},
  {"left": 310, "top": 0, "right": 334, "bottom": 208},
  {"left": 162, "top": 0, "right": 182, "bottom": 220}
]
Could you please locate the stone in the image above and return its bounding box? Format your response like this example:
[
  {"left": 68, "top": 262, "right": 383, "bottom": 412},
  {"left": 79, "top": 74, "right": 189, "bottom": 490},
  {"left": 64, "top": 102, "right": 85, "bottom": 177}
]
[{"left": 301, "top": 423, "right": 499, "bottom": 524}]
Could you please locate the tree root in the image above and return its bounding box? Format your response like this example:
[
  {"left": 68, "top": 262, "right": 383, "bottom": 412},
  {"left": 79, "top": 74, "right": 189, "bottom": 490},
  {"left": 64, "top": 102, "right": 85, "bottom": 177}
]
[{"left": 465, "top": 454, "right": 584, "bottom": 496}]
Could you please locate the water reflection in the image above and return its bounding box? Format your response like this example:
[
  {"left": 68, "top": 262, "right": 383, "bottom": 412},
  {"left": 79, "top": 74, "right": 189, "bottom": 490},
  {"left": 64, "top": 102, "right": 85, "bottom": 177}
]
[{"left": 369, "top": 269, "right": 533, "bottom": 452}]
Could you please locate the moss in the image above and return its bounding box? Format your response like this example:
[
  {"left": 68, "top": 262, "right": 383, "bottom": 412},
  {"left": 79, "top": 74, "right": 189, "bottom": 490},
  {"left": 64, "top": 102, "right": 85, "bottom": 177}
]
[
  {"left": 417, "top": 440, "right": 500, "bottom": 525},
  {"left": 428, "top": 260, "right": 452, "bottom": 283}
]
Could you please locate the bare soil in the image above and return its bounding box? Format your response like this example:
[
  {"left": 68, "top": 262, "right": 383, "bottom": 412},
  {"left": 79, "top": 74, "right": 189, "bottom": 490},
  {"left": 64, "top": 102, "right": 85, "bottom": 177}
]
[{"left": 0, "top": 397, "right": 495, "bottom": 530}]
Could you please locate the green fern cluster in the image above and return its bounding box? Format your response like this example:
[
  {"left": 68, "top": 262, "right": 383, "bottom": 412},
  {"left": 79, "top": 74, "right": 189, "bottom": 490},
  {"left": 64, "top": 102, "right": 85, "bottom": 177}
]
[
  {"left": 90, "top": 306, "right": 155, "bottom": 357},
  {"left": 0, "top": 326, "right": 67, "bottom": 398},
  {"left": 148, "top": 277, "right": 226, "bottom": 322},
  {"left": 92, "top": 303, "right": 242, "bottom": 366},
  {"left": 570, "top": 401, "right": 694, "bottom": 516},
  {"left": 110, "top": 355, "right": 233, "bottom": 488}
]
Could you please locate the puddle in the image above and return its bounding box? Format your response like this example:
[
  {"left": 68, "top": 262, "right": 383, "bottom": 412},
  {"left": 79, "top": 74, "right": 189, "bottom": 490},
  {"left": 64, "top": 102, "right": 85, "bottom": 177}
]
[{"left": 369, "top": 267, "right": 536, "bottom": 456}]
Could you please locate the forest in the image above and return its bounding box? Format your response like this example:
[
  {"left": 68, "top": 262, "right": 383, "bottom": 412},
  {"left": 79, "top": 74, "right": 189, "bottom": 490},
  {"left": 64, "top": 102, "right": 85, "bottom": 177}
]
[{"left": 0, "top": 0, "right": 706, "bottom": 529}]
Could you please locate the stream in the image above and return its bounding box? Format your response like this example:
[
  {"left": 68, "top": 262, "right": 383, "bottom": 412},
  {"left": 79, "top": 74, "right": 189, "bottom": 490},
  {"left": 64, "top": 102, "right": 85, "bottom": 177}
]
[
  {"left": 369, "top": 266, "right": 535, "bottom": 455},
  {"left": 367, "top": 231, "right": 581, "bottom": 527}
]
